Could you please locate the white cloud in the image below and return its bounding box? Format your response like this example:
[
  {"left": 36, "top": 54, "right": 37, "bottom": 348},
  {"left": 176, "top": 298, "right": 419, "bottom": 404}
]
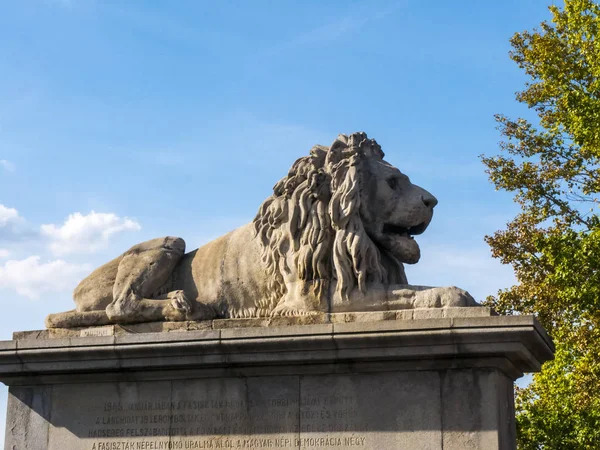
[
  {"left": 41, "top": 211, "right": 141, "bottom": 255},
  {"left": 0, "top": 249, "right": 9, "bottom": 259},
  {"left": 0, "top": 160, "right": 15, "bottom": 172},
  {"left": 0, "top": 205, "right": 20, "bottom": 227},
  {"left": 0, "top": 204, "right": 29, "bottom": 241},
  {"left": 0, "top": 256, "right": 91, "bottom": 299}
]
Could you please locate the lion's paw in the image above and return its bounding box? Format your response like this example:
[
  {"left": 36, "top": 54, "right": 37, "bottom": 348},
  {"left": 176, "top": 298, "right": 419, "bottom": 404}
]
[
  {"left": 412, "top": 286, "right": 478, "bottom": 308},
  {"left": 271, "top": 303, "right": 317, "bottom": 317},
  {"left": 438, "top": 286, "right": 478, "bottom": 307},
  {"left": 168, "top": 290, "right": 192, "bottom": 315}
]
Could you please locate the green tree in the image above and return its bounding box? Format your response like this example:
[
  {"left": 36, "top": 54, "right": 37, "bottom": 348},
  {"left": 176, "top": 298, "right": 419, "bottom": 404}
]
[{"left": 481, "top": 1, "right": 600, "bottom": 448}]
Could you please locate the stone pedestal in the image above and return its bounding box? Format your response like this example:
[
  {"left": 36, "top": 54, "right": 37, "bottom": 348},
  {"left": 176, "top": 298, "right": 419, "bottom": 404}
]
[{"left": 0, "top": 308, "right": 553, "bottom": 450}]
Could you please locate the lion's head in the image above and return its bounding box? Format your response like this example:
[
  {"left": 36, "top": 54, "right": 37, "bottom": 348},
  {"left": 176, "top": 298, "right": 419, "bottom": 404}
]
[{"left": 253, "top": 132, "right": 438, "bottom": 306}]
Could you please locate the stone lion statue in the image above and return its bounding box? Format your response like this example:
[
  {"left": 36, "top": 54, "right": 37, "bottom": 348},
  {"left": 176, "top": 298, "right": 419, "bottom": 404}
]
[{"left": 46, "top": 132, "right": 477, "bottom": 328}]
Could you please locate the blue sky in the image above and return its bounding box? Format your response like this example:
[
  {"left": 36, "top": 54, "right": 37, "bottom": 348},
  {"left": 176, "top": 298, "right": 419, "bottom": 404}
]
[{"left": 0, "top": 0, "right": 554, "bottom": 439}]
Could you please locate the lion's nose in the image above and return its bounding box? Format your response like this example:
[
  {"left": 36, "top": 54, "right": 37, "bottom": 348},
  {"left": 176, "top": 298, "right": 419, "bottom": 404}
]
[{"left": 422, "top": 193, "right": 438, "bottom": 208}]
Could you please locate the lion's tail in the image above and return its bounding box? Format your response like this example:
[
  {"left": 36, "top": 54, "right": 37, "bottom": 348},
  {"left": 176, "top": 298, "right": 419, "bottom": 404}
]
[{"left": 45, "top": 310, "right": 111, "bottom": 329}]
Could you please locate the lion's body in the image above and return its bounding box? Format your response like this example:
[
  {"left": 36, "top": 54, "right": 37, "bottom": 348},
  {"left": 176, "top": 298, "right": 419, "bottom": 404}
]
[
  {"left": 171, "top": 225, "right": 274, "bottom": 318},
  {"left": 72, "top": 225, "right": 269, "bottom": 319},
  {"left": 46, "top": 132, "right": 476, "bottom": 329}
]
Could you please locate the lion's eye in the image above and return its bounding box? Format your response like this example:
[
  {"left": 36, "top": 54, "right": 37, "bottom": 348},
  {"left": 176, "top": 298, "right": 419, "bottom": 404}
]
[{"left": 387, "top": 177, "right": 398, "bottom": 190}]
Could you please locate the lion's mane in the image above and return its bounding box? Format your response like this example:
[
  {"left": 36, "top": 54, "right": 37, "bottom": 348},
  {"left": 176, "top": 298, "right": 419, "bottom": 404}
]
[{"left": 253, "top": 132, "right": 407, "bottom": 311}]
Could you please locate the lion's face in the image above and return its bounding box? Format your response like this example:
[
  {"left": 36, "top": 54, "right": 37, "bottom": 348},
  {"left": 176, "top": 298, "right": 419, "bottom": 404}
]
[
  {"left": 359, "top": 157, "right": 438, "bottom": 265},
  {"left": 254, "top": 131, "right": 437, "bottom": 301}
]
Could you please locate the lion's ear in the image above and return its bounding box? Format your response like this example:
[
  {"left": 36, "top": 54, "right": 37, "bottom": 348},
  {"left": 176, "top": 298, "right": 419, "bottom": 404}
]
[
  {"left": 336, "top": 134, "right": 350, "bottom": 145},
  {"left": 326, "top": 136, "right": 349, "bottom": 167}
]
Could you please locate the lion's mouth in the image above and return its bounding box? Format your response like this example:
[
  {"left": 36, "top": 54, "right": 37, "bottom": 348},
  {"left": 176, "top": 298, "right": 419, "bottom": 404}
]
[
  {"left": 369, "top": 220, "right": 430, "bottom": 264},
  {"left": 382, "top": 221, "right": 428, "bottom": 239}
]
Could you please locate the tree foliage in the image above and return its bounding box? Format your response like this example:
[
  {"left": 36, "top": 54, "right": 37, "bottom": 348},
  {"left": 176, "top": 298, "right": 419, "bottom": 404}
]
[{"left": 481, "top": 1, "right": 600, "bottom": 448}]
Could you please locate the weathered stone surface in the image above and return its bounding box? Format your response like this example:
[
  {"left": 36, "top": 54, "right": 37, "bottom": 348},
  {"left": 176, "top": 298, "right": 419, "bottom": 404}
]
[
  {"left": 8, "top": 374, "right": 445, "bottom": 450},
  {"left": 440, "top": 370, "right": 516, "bottom": 450},
  {"left": 328, "top": 310, "right": 398, "bottom": 323},
  {"left": 80, "top": 325, "right": 115, "bottom": 337},
  {"left": 299, "top": 372, "right": 444, "bottom": 449},
  {"left": 5, "top": 373, "right": 514, "bottom": 450},
  {"left": 45, "top": 132, "right": 479, "bottom": 329},
  {"left": 49, "top": 381, "right": 174, "bottom": 449},
  {"left": 5, "top": 385, "right": 52, "bottom": 449},
  {"left": 1, "top": 314, "right": 553, "bottom": 449},
  {"left": 15, "top": 307, "right": 497, "bottom": 340}
]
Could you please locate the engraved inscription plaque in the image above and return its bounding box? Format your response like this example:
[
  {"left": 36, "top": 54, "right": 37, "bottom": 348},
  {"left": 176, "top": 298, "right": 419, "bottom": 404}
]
[
  {"left": 44, "top": 372, "right": 442, "bottom": 450},
  {"left": 80, "top": 326, "right": 115, "bottom": 337}
]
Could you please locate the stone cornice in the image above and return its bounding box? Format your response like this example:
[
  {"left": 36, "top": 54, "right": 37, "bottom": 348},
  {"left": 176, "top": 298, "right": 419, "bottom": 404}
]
[{"left": 0, "top": 310, "right": 554, "bottom": 386}]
